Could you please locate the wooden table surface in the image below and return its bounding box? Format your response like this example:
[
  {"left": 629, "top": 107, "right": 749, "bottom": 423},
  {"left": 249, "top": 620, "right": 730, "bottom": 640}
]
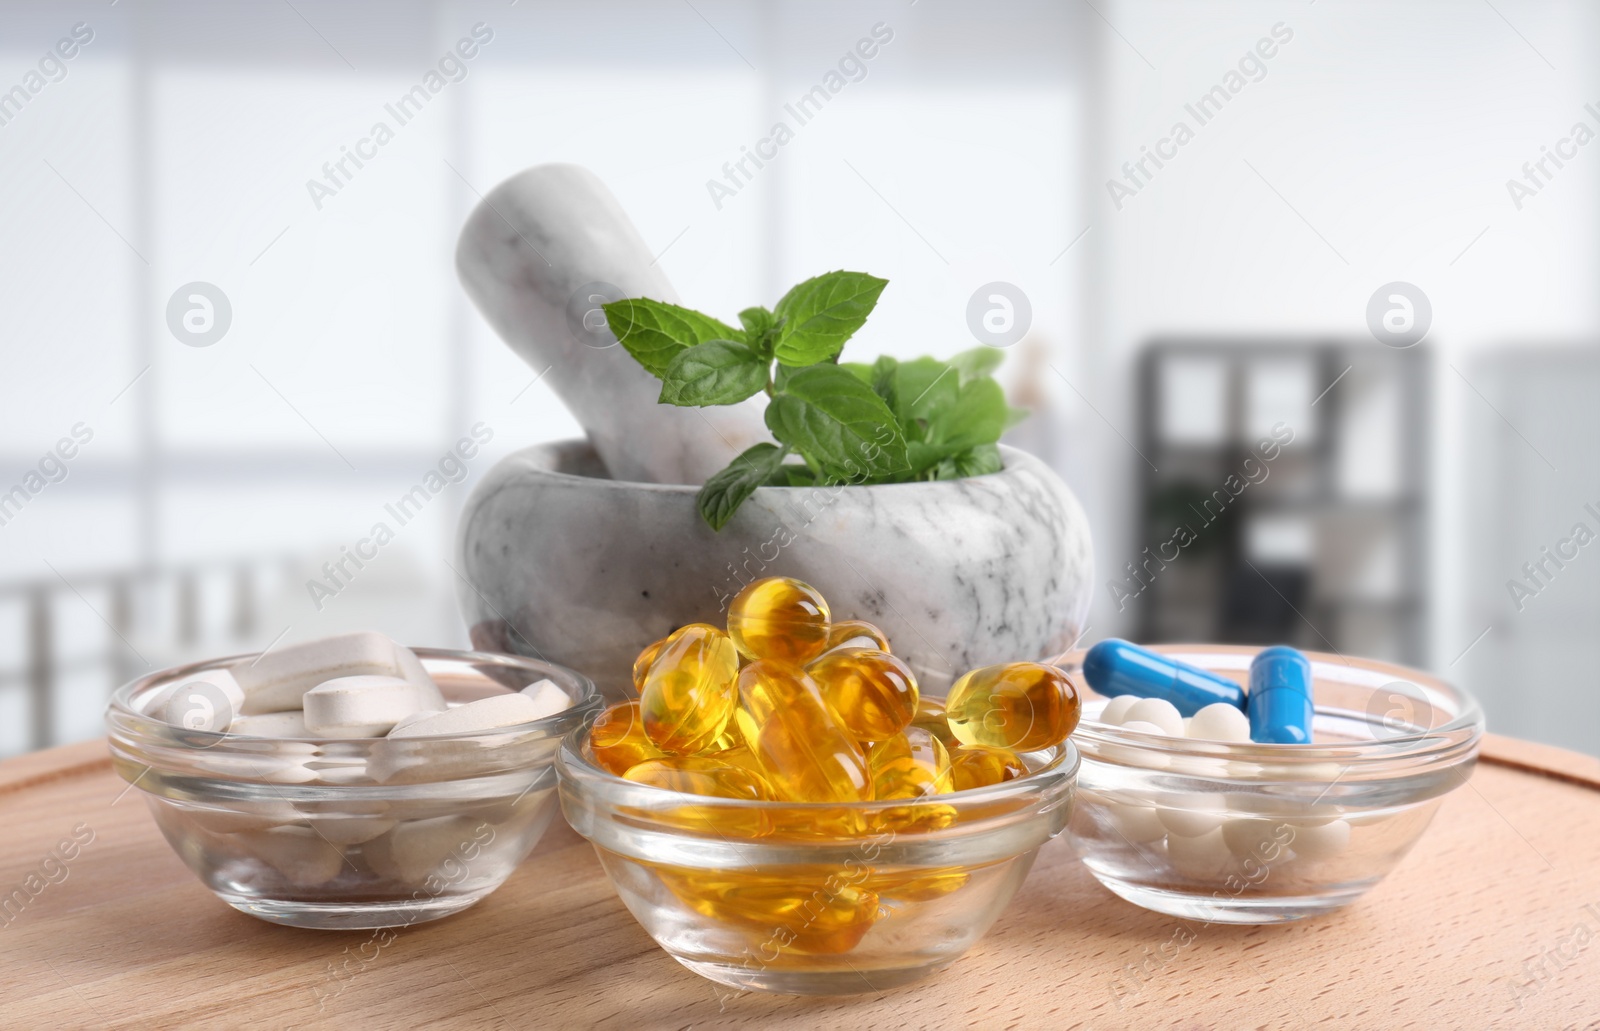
[{"left": 2, "top": 735, "right": 1598, "bottom": 1030}]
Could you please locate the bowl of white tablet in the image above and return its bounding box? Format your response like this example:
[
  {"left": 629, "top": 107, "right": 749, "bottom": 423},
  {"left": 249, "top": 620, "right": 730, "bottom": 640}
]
[{"left": 106, "top": 633, "right": 601, "bottom": 929}]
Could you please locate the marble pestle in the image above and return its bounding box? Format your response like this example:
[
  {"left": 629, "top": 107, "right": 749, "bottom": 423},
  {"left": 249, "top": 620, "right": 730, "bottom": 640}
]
[{"left": 455, "top": 163, "right": 769, "bottom": 485}]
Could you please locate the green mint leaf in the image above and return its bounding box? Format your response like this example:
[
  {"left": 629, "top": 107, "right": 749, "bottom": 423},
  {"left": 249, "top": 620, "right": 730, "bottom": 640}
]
[
  {"left": 887, "top": 357, "right": 958, "bottom": 429},
  {"left": 933, "top": 443, "right": 1003, "bottom": 480},
  {"left": 738, "top": 306, "right": 778, "bottom": 359},
  {"left": 928, "top": 376, "right": 1008, "bottom": 450},
  {"left": 869, "top": 355, "right": 899, "bottom": 401},
  {"left": 839, "top": 362, "right": 875, "bottom": 385},
  {"left": 658, "top": 340, "right": 770, "bottom": 406},
  {"left": 738, "top": 306, "right": 773, "bottom": 337},
  {"left": 765, "top": 463, "right": 817, "bottom": 487},
  {"left": 696, "top": 443, "right": 786, "bottom": 531},
  {"left": 947, "top": 346, "right": 1004, "bottom": 384},
  {"left": 772, "top": 271, "right": 888, "bottom": 367},
  {"left": 907, "top": 439, "right": 962, "bottom": 476},
  {"left": 764, "top": 364, "right": 908, "bottom": 479},
  {"left": 603, "top": 298, "right": 739, "bottom": 378},
  {"left": 773, "top": 361, "right": 800, "bottom": 392}
]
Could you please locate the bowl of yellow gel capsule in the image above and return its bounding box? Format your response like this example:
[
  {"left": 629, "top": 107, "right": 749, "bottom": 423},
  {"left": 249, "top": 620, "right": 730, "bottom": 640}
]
[{"left": 556, "top": 576, "right": 1081, "bottom": 995}]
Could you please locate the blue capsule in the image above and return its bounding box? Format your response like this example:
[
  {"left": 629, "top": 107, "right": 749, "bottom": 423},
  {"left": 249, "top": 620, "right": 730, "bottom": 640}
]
[
  {"left": 1081, "top": 639, "right": 1246, "bottom": 717},
  {"left": 1248, "top": 645, "right": 1314, "bottom": 744}
]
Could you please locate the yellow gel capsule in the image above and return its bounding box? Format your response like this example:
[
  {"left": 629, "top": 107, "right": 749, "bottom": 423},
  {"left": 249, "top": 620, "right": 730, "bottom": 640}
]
[
  {"left": 623, "top": 754, "right": 773, "bottom": 837},
  {"left": 776, "top": 883, "right": 881, "bottom": 954},
  {"left": 654, "top": 866, "right": 881, "bottom": 955},
  {"left": 700, "top": 743, "right": 765, "bottom": 784},
  {"left": 865, "top": 866, "right": 970, "bottom": 902},
  {"left": 726, "top": 577, "right": 831, "bottom": 665},
  {"left": 945, "top": 662, "right": 1082, "bottom": 752},
  {"left": 872, "top": 800, "right": 959, "bottom": 835},
  {"left": 944, "top": 745, "right": 1026, "bottom": 792},
  {"left": 821, "top": 619, "right": 890, "bottom": 656},
  {"left": 640, "top": 624, "right": 739, "bottom": 754},
  {"left": 631, "top": 636, "right": 667, "bottom": 693},
  {"left": 587, "top": 700, "right": 664, "bottom": 776},
  {"left": 701, "top": 718, "right": 747, "bottom": 753},
  {"left": 867, "top": 726, "right": 951, "bottom": 800},
  {"left": 634, "top": 623, "right": 722, "bottom": 694},
  {"left": 765, "top": 803, "right": 866, "bottom": 840},
  {"left": 910, "top": 697, "right": 959, "bottom": 750},
  {"left": 736, "top": 660, "right": 871, "bottom": 803},
  {"left": 623, "top": 754, "right": 772, "bottom": 800},
  {"left": 807, "top": 648, "right": 919, "bottom": 743}
]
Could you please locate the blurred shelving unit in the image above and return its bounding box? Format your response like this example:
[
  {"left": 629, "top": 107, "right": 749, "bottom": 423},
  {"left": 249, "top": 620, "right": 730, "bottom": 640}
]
[{"left": 1132, "top": 340, "right": 1430, "bottom": 666}]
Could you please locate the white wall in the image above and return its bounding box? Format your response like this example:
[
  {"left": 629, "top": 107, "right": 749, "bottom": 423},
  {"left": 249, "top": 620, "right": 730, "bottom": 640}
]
[
  {"left": 4, "top": 0, "right": 1597, "bottom": 754},
  {"left": 0, "top": 0, "right": 1090, "bottom": 753},
  {"left": 1089, "top": 0, "right": 1600, "bottom": 748}
]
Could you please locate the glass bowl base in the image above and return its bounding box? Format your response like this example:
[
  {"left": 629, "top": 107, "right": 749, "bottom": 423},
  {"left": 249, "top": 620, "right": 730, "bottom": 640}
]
[
  {"left": 673, "top": 955, "right": 953, "bottom": 996},
  {"left": 1090, "top": 873, "right": 1371, "bottom": 925},
  {"left": 217, "top": 890, "right": 486, "bottom": 930}
]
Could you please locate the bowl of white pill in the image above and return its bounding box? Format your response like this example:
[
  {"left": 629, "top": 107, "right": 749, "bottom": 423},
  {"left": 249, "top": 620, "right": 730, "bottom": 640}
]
[
  {"left": 106, "top": 634, "right": 601, "bottom": 929},
  {"left": 1060, "top": 644, "right": 1483, "bottom": 924}
]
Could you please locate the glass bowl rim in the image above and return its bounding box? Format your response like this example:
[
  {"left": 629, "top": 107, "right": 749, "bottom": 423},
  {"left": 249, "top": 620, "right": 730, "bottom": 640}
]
[
  {"left": 105, "top": 646, "right": 603, "bottom": 754},
  {"left": 1055, "top": 643, "right": 1484, "bottom": 768},
  {"left": 556, "top": 722, "right": 1080, "bottom": 817}
]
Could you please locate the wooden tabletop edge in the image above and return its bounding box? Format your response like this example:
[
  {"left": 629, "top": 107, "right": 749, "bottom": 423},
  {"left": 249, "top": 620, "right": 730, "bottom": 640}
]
[
  {"left": 1478, "top": 732, "right": 1600, "bottom": 791},
  {"left": 0, "top": 738, "right": 112, "bottom": 796}
]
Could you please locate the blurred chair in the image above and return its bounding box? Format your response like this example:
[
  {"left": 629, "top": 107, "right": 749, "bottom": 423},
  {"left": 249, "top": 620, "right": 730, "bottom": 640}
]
[{"left": 0, "top": 547, "right": 454, "bottom": 757}]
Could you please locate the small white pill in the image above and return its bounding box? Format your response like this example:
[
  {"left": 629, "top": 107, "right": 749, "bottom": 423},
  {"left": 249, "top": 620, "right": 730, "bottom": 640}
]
[
  {"left": 1289, "top": 818, "right": 1351, "bottom": 860},
  {"left": 1101, "top": 720, "right": 1172, "bottom": 769},
  {"left": 304, "top": 761, "right": 373, "bottom": 786},
  {"left": 1187, "top": 702, "right": 1252, "bottom": 743},
  {"left": 480, "top": 786, "right": 557, "bottom": 828},
  {"left": 1106, "top": 802, "right": 1166, "bottom": 843},
  {"left": 1157, "top": 793, "right": 1226, "bottom": 837},
  {"left": 389, "top": 709, "right": 447, "bottom": 736},
  {"left": 1165, "top": 827, "right": 1231, "bottom": 879},
  {"left": 183, "top": 801, "right": 299, "bottom": 834},
  {"left": 1221, "top": 817, "right": 1294, "bottom": 859},
  {"left": 1284, "top": 762, "right": 1344, "bottom": 781},
  {"left": 386, "top": 692, "right": 551, "bottom": 738},
  {"left": 234, "top": 632, "right": 440, "bottom": 715},
  {"left": 1124, "top": 698, "right": 1184, "bottom": 737},
  {"left": 152, "top": 671, "right": 245, "bottom": 732},
  {"left": 311, "top": 817, "right": 396, "bottom": 846},
  {"left": 236, "top": 827, "right": 346, "bottom": 887},
  {"left": 229, "top": 711, "right": 313, "bottom": 738},
  {"left": 304, "top": 675, "right": 443, "bottom": 737},
  {"left": 264, "top": 765, "right": 320, "bottom": 785},
  {"left": 1099, "top": 695, "right": 1140, "bottom": 725},
  {"left": 519, "top": 679, "right": 572, "bottom": 720},
  {"left": 363, "top": 816, "right": 485, "bottom": 885}
]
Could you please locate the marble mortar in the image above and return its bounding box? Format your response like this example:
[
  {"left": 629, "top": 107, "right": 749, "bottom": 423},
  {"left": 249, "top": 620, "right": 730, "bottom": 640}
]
[{"left": 455, "top": 439, "right": 1094, "bottom": 698}]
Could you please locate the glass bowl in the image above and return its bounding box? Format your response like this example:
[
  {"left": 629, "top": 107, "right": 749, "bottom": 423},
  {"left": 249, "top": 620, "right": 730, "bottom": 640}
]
[
  {"left": 1061, "top": 644, "right": 1483, "bottom": 924},
  {"left": 556, "top": 726, "right": 1079, "bottom": 995},
  {"left": 106, "top": 648, "right": 602, "bottom": 930}
]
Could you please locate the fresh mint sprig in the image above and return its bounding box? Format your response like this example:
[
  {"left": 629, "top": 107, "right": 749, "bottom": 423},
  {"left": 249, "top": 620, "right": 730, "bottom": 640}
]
[{"left": 604, "top": 270, "right": 1023, "bottom": 531}]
